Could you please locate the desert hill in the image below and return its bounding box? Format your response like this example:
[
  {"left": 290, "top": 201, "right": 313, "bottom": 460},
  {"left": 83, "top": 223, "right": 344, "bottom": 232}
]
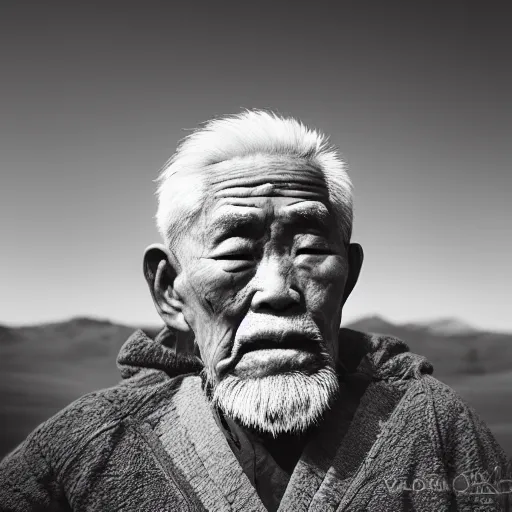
[{"left": 346, "top": 314, "right": 512, "bottom": 376}]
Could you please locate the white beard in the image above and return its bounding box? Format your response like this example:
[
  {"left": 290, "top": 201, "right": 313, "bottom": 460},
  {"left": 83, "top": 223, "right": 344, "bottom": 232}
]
[{"left": 211, "top": 366, "right": 339, "bottom": 437}]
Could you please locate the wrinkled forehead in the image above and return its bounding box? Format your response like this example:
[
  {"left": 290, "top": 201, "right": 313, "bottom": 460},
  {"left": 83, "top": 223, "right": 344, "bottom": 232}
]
[
  {"left": 194, "top": 155, "right": 329, "bottom": 215},
  {"left": 201, "top": 154, "right": 331, "bottom": 207},
  {"left": 191, "top": 155, "right": 339, "bottom": 240}
]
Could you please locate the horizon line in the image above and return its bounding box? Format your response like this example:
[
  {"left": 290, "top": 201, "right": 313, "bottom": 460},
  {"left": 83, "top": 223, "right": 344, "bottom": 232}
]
[{"left": 2, "top": 313, "right": 511, "bottom": 335}]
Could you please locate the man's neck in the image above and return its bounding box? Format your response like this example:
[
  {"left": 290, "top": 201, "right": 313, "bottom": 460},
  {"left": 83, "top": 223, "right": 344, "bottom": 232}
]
[
  {"left": 250, "top": 428, "right": 312, "bottom": 474},
  {"left": 220, "top": 410, "right": 314, "bottom": 474}
]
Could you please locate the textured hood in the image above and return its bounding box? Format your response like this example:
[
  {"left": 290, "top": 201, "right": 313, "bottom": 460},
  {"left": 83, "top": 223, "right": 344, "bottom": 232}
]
[
  {"left": 337, "top": 328, "right": 433, "bottom": 381},
  {"left": 117, "top": 327, "right": 203, "bottom": 379},
  {"left": 117, "top": 327, "right": 433, "bottom": 381}
]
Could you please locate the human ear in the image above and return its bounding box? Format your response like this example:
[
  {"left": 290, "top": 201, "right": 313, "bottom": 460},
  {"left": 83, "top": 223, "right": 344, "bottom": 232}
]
[
  {"left": 143, "top": 244, "right": 191, "bottom": 333},
  {"left": 342, "top": 243, "right": 364, "bottom": 305}
]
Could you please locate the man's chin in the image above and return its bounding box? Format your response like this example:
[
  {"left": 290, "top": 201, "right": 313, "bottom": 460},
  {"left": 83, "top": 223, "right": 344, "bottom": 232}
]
[{"left": 211, "top": 366, "right": 340, "bottom": 437}]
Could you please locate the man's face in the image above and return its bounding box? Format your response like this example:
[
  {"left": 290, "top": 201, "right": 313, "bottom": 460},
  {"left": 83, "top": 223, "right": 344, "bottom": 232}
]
[{"left": 173, "top": 155, "right": 351, "bottom": 386}]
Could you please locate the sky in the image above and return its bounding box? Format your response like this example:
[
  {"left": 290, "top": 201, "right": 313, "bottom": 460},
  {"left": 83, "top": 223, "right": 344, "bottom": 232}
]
[{"left": 1, "top": 1, "right": 511, "bottom": 331}]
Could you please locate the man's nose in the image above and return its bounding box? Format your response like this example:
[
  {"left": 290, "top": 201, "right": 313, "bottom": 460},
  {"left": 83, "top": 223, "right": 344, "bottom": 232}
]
[{"left": 250, "top": 258, "right": 301, "bottom": 312}]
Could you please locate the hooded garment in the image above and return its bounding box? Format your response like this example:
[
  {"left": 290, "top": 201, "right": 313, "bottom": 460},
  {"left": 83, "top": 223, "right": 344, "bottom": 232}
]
[{"left": 0, "top": 328, "right": 509, "bottom": 511}]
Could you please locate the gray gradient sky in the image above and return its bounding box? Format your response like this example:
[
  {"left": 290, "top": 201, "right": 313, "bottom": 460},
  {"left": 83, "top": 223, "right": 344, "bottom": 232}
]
[{"left": 1, "top": 1, "right": 511, "bottom": 331}]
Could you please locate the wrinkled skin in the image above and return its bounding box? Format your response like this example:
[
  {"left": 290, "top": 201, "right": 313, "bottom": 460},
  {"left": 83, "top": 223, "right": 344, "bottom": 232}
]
[{"left": 145, "top": 155, "right": 363, "bottom": 385}]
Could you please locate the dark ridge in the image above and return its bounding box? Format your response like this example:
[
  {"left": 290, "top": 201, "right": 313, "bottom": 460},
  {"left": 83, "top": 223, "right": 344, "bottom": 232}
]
[{"left": 0, "top": 325, "right": 20, "bottom": 343}]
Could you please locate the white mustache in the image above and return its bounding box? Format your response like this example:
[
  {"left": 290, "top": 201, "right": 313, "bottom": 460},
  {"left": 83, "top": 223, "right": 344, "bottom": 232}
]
[{"left": 216, "top": 313, "right": 326, "bottom": 377}]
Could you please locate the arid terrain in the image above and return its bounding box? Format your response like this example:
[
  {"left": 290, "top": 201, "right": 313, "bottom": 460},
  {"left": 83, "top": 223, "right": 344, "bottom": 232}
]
[{"left": 1, "top": 316, "right": 511, "bottom": 458}]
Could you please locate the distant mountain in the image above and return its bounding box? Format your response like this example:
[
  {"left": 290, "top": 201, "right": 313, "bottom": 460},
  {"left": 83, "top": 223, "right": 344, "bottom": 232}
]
[
  {"left": 345, "top": 314, "right": 480, "bottom": 337},
  {"left": 343, "top": 314, "right": 398, "bottom": 335},
  {"left": 1, "top": 315, "right": 511, "bottom": 458},
  {"left": 404, "top": 317, "right": 479, "bottom": 336},
  {"left": 344, "top": 315, "right": 512, "bottom": 377}
]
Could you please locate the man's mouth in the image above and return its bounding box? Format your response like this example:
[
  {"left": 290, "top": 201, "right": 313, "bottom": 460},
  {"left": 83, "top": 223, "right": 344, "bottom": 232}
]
[
  {"left": 217, "top": 332, "right": 323, "bottom": 378},
  {"left": 236, "top": 334, "right": 316, "bottom": 359}
]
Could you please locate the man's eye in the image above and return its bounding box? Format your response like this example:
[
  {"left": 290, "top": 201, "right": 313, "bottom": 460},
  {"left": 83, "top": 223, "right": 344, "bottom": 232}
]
[
  {"left": 212, "top": 253, "right": 256, "bottom": 273},
  {"left": 296, "top": 247, "right": 332, "bottom": 256},
  {"left": 216, "top": 253, "right": 255, "bottom": 261}
]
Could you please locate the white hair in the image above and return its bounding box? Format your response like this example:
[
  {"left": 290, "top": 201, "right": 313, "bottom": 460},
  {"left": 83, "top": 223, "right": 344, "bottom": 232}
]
[{"left": 156, "top": 109, "right": 353, "bottom": 247}]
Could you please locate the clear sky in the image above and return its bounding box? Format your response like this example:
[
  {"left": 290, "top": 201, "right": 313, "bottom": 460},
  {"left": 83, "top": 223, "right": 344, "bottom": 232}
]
[{"left": 1, "top": 1, "right": 511, "bottom": 331}]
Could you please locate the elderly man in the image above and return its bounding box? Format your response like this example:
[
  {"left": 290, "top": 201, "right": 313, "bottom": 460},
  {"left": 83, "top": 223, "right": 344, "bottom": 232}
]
[{"left": 0, "top": 111, "right": 509, "bottom": 511}]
